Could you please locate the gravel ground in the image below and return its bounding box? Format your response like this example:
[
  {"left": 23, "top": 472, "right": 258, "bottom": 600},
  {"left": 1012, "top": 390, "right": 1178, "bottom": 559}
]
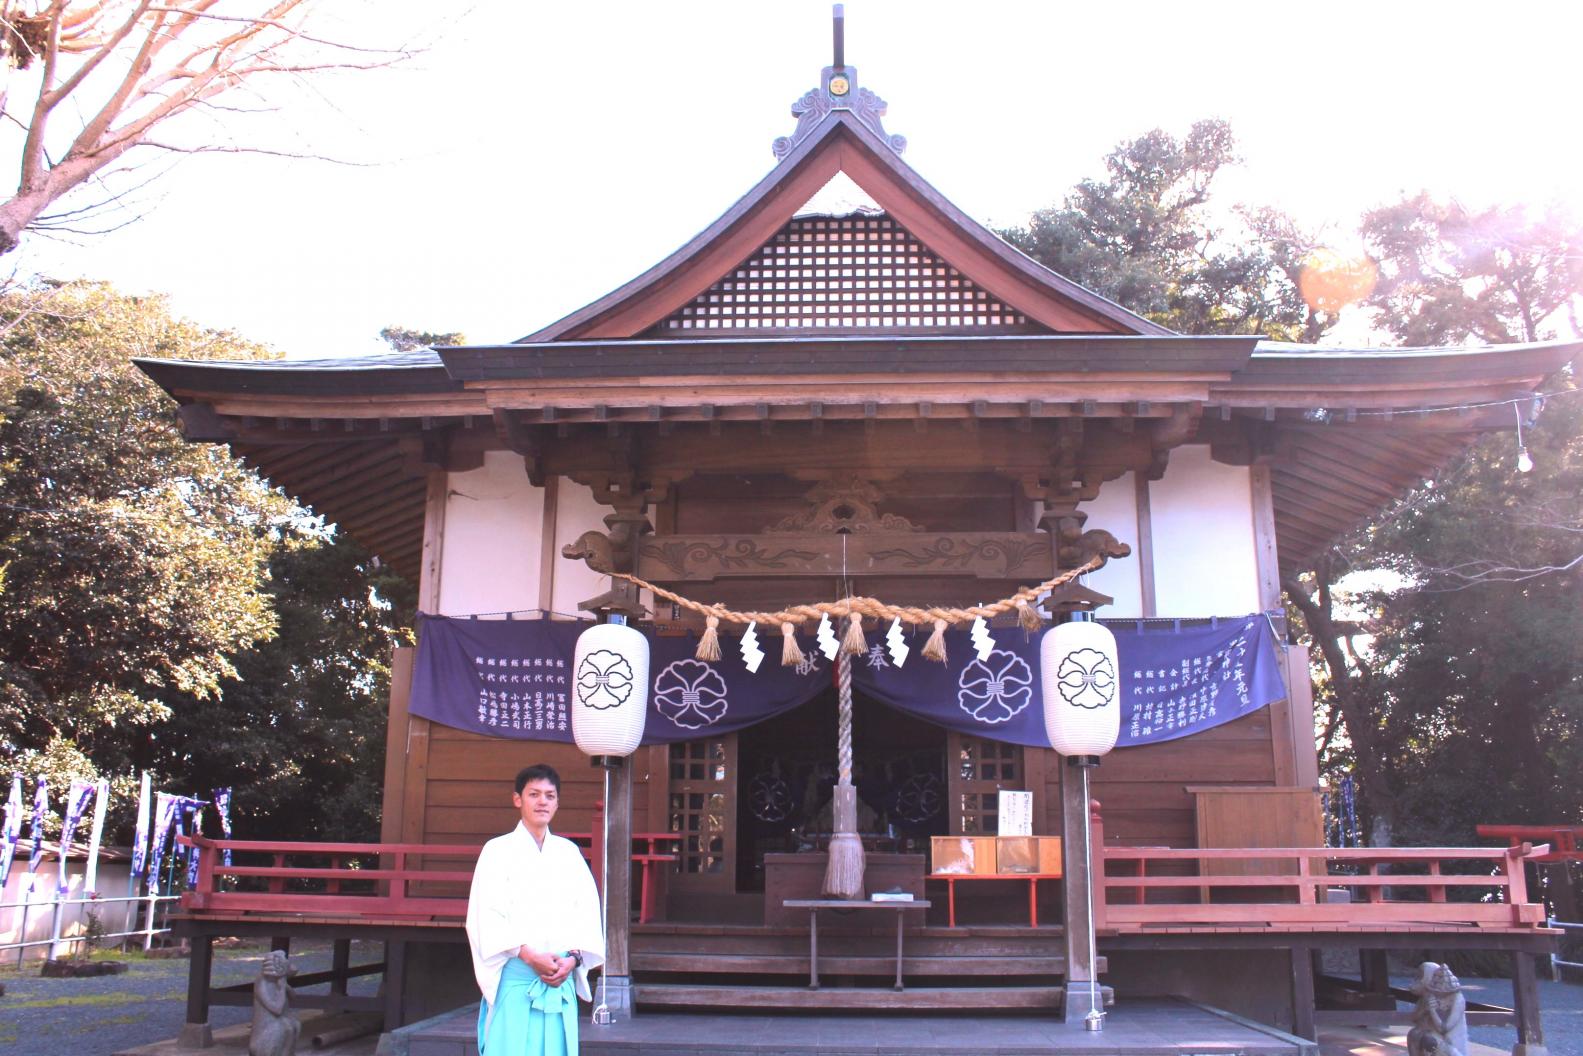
[
  {"left": 1, "top": 945, "right": 1578, "bottom": 1055},
  {"left": 1407, "top": 972, "right": 1582, "bottom": 1056},
  {"left": 0, "top": 939, "right": 382, "bottom": 1056}
]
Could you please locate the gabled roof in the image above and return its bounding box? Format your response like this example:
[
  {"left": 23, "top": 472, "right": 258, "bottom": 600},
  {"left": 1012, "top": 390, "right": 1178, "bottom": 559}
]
[{"left": 522, "top": 107, "right": 1170, "bottom": 341}]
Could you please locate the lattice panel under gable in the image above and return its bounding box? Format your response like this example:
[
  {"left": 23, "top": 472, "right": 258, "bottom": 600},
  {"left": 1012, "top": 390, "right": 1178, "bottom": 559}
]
[{"left": 652, "top": 213, "right": 1037, "bottom": 334}]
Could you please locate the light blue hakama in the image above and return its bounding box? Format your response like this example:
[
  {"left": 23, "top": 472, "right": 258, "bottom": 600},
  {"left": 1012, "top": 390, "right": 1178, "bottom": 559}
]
[{"left": 477, "top": 958, "right": 579, "bottom": 1056}]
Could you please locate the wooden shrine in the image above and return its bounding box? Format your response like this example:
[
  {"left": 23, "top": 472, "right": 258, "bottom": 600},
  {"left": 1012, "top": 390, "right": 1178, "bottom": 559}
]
[{"left": 138, "top": 10, "right": 1577, "bottom": 1052}]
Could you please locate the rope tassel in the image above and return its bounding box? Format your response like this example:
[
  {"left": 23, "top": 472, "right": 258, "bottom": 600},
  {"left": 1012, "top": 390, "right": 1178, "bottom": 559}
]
[
  {"left": 840, "top": 611, "right": 867, "bottom": 655},
  {"left": 921, "top": 619, "right": 949, "bottom": 664},
  {"left": 780, "top": 622, "right": 805, "bottom": 667},
  {"left": 1017, "top": 600, "right": 1044, "bottom": 632},
  {"left": 695, "top": 614, "right": 722, "bottom": 662}
]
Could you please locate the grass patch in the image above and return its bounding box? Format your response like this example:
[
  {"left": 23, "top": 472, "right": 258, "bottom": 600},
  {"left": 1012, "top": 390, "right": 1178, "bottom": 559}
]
[{"left": 6, "top": 991, "right": 144, "bottom": 1010}]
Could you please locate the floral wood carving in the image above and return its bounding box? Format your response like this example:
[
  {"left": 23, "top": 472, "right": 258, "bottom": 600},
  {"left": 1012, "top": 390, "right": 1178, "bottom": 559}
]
[
  {"left": 870, "top": 536, "right": 1048, "bottom": 575},
  {"left": 765, "top": 476, "right": 922, "bottom": 534},
  {"left": 641, "top": 538, "right": 820, "bottom": 578}
]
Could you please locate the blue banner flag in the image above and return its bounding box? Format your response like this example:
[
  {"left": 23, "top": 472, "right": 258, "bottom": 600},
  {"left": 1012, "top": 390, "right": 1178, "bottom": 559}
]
[
  {"left": 410, "top": 614, "right": 1286, "bottom": 750},
  {"left": 0, "top": 776, "right": 21, "bottom": 888},
  {"left": 213, "top": 788, "right": 233, "bottom": 867},
  {"left": 24, "top": 777, "right": 48, "bottom": 893},
  {"left": 57, "top": 779, "right": 96, "bottom": 895}
]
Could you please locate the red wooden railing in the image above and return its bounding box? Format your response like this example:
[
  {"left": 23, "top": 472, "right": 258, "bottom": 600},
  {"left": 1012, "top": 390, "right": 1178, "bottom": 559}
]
[
  {"left": 1090, "top": 806, "right": 1552, "bottom": 931},
  {"left": 177, "top": 830, "right": 679, "bottom": 922},
  {"left": 1478, "top": 824, "right": 1583, "bottom": 864}
]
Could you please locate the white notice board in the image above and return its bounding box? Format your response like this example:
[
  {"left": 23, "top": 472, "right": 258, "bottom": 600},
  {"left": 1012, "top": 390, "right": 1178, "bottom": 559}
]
[{"left": 997, "top": 790, "right": 1033, "bottom": 835}]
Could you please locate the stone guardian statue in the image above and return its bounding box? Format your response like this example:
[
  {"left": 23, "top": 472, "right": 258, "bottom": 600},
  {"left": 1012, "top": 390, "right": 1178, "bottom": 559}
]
[
  {"left": 249, "top": 949, "right": 301, "bottom": 1056},
  {"left": 1406, "top": 961, "right": 1468, "bottom": 1056}
]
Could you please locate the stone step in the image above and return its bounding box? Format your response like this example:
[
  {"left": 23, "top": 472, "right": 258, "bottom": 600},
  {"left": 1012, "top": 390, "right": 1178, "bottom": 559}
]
[
  {"left": 632, "top": 951, "right": 1070, "bottom": 975},
  {"left": 634, "top": 982, "right": 1066, "bottom": 1011}
]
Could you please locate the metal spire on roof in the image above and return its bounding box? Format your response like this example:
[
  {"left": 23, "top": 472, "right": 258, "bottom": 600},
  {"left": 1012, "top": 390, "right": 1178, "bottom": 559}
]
[{"left": 772, "top": 5, "right": 906, "bottom": 162}]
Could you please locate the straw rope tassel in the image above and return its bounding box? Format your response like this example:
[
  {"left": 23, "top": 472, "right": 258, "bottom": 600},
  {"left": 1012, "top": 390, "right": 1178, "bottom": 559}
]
[
  {"left": 695, "top": 614, "right": 722, "bottom": 662},
  {"left": 780, "top": 622, "right": 805, "bottom": 667},
  {"left": 840, "top": 610, "right": 867, "bottom": 655},
  {"left": 823, "top": 649, "right": 865, "bottom": 899}
]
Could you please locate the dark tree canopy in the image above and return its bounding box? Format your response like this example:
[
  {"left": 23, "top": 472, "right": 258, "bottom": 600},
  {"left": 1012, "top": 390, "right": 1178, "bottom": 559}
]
[
  {"left": 1001, "top": 120, "right": 1337, "bottom": 340},
  {"left": 0, "top": 282, "right": 414, "bottom": 841}
]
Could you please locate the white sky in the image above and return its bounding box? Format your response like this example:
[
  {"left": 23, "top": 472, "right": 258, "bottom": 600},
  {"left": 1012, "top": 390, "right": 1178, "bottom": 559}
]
[{"left": 10, "top": 0, "right": 1583, "bottom": 359}]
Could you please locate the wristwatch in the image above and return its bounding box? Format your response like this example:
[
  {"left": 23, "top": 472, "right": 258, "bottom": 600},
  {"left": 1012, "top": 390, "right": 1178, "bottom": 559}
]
[{"left": 570, "top": 950, "right": 583, "bottom": 967}]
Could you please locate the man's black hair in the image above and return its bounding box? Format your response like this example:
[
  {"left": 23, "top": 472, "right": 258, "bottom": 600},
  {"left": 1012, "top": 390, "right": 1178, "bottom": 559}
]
[{"left": 515, "top": 763, "right": 561, "bottom": 795}]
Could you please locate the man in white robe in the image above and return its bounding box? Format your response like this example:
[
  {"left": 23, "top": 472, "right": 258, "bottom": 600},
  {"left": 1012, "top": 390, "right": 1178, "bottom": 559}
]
[{"left": 467, "top": 764, "right": 605, "bottom": 1055}]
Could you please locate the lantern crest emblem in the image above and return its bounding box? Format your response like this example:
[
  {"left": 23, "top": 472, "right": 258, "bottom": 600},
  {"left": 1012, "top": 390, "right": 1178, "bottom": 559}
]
[
  {"left": 1054, "top": 647, "right": 1116, "bottom": 710},
  {"left": 575, "top": 649, "right": 636, "bottom": 710}
]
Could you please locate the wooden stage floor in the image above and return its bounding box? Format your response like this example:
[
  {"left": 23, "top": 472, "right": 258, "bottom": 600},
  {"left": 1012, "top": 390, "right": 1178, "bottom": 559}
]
[{"left": 389, "top": 998, "right": 1317, "bottom": 1056}]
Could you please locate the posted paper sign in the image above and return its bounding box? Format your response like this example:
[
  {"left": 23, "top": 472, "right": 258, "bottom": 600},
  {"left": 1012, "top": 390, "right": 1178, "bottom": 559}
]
[{"left": 997, "top": 790, "right": 1033, "bottom": 836}]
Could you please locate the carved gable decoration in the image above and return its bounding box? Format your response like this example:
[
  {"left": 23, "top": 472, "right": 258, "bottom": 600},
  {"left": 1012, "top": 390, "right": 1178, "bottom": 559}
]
[
  {"left": 765, "top": 476, "right": 922, "bottom": 534},
  {"left": 650, "top": 213, "right": 1039, "bottom": 335}
]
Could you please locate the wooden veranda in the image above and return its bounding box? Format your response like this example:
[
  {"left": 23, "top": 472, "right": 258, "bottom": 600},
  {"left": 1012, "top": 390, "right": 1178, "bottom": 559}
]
[{"left": 168, "top": 809, "right": 1560, "bottom": 1051}]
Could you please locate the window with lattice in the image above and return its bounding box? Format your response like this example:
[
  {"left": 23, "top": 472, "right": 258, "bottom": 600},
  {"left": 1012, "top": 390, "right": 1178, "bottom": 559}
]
[{"left": 652, "top": 213, "right": 1034, "bottom": 334}]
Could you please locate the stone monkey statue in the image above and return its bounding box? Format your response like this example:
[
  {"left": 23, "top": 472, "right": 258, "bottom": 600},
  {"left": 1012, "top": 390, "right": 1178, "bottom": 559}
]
[
  {"left": 1406, "top": 961, "right": 1468, "bottom": 1056},
  {"left": 249, "top": 949, "right": 301, "bottom": 1056}
]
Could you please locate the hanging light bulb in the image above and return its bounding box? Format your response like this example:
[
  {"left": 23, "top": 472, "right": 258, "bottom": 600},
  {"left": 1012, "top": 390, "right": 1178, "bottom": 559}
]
[{"left": 1512, "top": 402, "right": 1535, "bottom": 474}]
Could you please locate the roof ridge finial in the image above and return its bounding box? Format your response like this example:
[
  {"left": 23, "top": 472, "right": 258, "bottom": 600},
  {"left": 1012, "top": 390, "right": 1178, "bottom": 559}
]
[{"left": 771, "top": 5, "right": 906, "bottom": 162}]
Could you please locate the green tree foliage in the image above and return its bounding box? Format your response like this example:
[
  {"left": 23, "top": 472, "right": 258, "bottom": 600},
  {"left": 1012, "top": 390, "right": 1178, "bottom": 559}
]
[
  {"left": 379, "top": 327, "right": 465, "bottom": 353},
  {"left": 1362, "top": 196, "right": 1583, "bottom": 345},
  {"left": 1281, "top": 197, "right": 1583, "bottom": 846},
  {"left": 146, "top": 535, "right": 414, "bottom": 841},
  {"left": 0, "top": 281, "right": 415, "bottom": 842},
  {"left": 0, "top": 281, "right": 290, "bottom": 767},
  {"left": 1001, "top": 120, "right": 1335, "bottom": 340}
]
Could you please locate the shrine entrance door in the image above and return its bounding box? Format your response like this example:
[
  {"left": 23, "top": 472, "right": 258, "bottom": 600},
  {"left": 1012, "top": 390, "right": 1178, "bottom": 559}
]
[{"left": 665, "top": 735, "right": 738, "bottom": 897}]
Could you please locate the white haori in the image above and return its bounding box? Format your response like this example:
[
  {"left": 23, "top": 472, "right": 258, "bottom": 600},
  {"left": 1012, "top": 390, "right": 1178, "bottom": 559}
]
[{"left": 466, "top": 822, "right": 606, "bottom": 1011}]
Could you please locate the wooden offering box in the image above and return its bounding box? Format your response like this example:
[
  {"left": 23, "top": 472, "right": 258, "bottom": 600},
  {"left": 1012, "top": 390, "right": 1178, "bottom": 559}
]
[
  {"left": 995, "top": 836, "right": 1063, "bottom": 875},
  {"left": 930, "top": 836, "right": 998, "bottom": 876}
]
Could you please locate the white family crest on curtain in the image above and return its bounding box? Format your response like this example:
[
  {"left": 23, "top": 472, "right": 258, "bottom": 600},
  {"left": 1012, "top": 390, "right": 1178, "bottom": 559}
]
[
  {"left": 571, "top": 623, "right": 649, "bottom": 756},
  {"left": 1040, "top": 618, "right": 1121, "bottom": 757},
  {"left": 653, "top": 658, "right": 730, "bottom": 730},
  {"left": 956, "top": 649, "right": 1034, "bottom": 724}
]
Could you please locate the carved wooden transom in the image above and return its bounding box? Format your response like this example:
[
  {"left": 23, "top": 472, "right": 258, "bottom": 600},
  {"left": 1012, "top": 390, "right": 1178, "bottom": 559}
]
[
  {"left": 764, "top": 476, "right": 922, "bottom": 534},
  {"left": 650, "top": 213, "right": 1036, "bottom": 334}
]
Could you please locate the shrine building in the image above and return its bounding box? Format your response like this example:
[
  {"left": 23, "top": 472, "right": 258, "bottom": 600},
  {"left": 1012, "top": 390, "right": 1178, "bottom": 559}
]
[{"left": 138, "top": 13, "right": 1573, "bottom": 1053}]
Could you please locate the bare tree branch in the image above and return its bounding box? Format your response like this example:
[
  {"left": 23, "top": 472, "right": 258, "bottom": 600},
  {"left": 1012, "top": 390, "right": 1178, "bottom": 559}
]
[{"left": 0, "top": 0, "right": 411, "bottom": 255}]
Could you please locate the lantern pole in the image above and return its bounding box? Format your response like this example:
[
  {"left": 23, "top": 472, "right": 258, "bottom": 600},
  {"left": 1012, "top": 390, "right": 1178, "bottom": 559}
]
[{"left": 591, "top": 612, "right": 635, "bottom": 1025}]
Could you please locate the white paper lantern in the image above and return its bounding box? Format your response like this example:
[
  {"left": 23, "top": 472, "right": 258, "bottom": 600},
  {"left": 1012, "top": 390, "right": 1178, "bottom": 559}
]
[
  {"left": 1040, "top": 616, "right": 1121, "bottom": 760},
  {"left": 571, "top": 623, "right": 649, "bottom": 757}
]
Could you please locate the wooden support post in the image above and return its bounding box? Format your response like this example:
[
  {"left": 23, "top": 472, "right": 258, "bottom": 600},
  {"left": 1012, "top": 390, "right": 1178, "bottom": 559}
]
[
  {"left": 1059, "top": 763, "right": 1102, "bottom": 1023},
  {"left": 383, "top": 941, "right": 407, "bottom": 1032},
  {"left": 331, "top": 938, "right": 351, "bottom": 997},
  {"left": 179, "top": 934, "right": 214, "bottom": 1048},
  {"left": 1360, "top": 948, "right": 1390, "bottom": 997},
  {"left": 1510, "top": 950, "right": 1548, "bottom": 1056},
  {"left": 599, "top": 756, "right": 636, "bottom": 1021},
  {"left": 1289, "top": 943, "right": 1316, "bottom": 1041}
]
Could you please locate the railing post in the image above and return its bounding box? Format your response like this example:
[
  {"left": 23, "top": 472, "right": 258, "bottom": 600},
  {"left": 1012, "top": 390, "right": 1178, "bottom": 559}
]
[{"left": 1507, "top": 845, "right": 1532, "bottom": 925}]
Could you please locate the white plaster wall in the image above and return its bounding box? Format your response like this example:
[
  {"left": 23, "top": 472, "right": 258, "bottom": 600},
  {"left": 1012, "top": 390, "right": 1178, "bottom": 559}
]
[
  {"left": 1146, "top": 445, "right": 1262, "bottom": 617},
  {"left": 436, "top": 450, "right": 544, "bottom": 616},
  {"left": 551, "top": 479, "right": 614, "bottom": 618},
  {"left": 1077, "top": 471, "right": 1143, "bottom": 618}
]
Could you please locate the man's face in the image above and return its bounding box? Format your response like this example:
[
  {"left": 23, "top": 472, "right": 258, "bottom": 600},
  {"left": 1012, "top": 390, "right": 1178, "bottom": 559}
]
[{"left": 514, "top": 778, "right": 559, "bottom": 830}]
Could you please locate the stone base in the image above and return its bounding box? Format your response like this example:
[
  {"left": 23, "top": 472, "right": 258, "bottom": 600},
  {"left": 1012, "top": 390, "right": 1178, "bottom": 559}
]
[
  {"left": 175, "top": 1022, "right": 213, "bottom": 1050},
  {"left": 1512, "top": 1046, "right": 1549, "bottom": 1056},
  {"left": 1058, "top": 981, "right": 1115, "bottom": 1025},
  {"left": 591, "top": 975, "right": 635, "bottom": 1025}
]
